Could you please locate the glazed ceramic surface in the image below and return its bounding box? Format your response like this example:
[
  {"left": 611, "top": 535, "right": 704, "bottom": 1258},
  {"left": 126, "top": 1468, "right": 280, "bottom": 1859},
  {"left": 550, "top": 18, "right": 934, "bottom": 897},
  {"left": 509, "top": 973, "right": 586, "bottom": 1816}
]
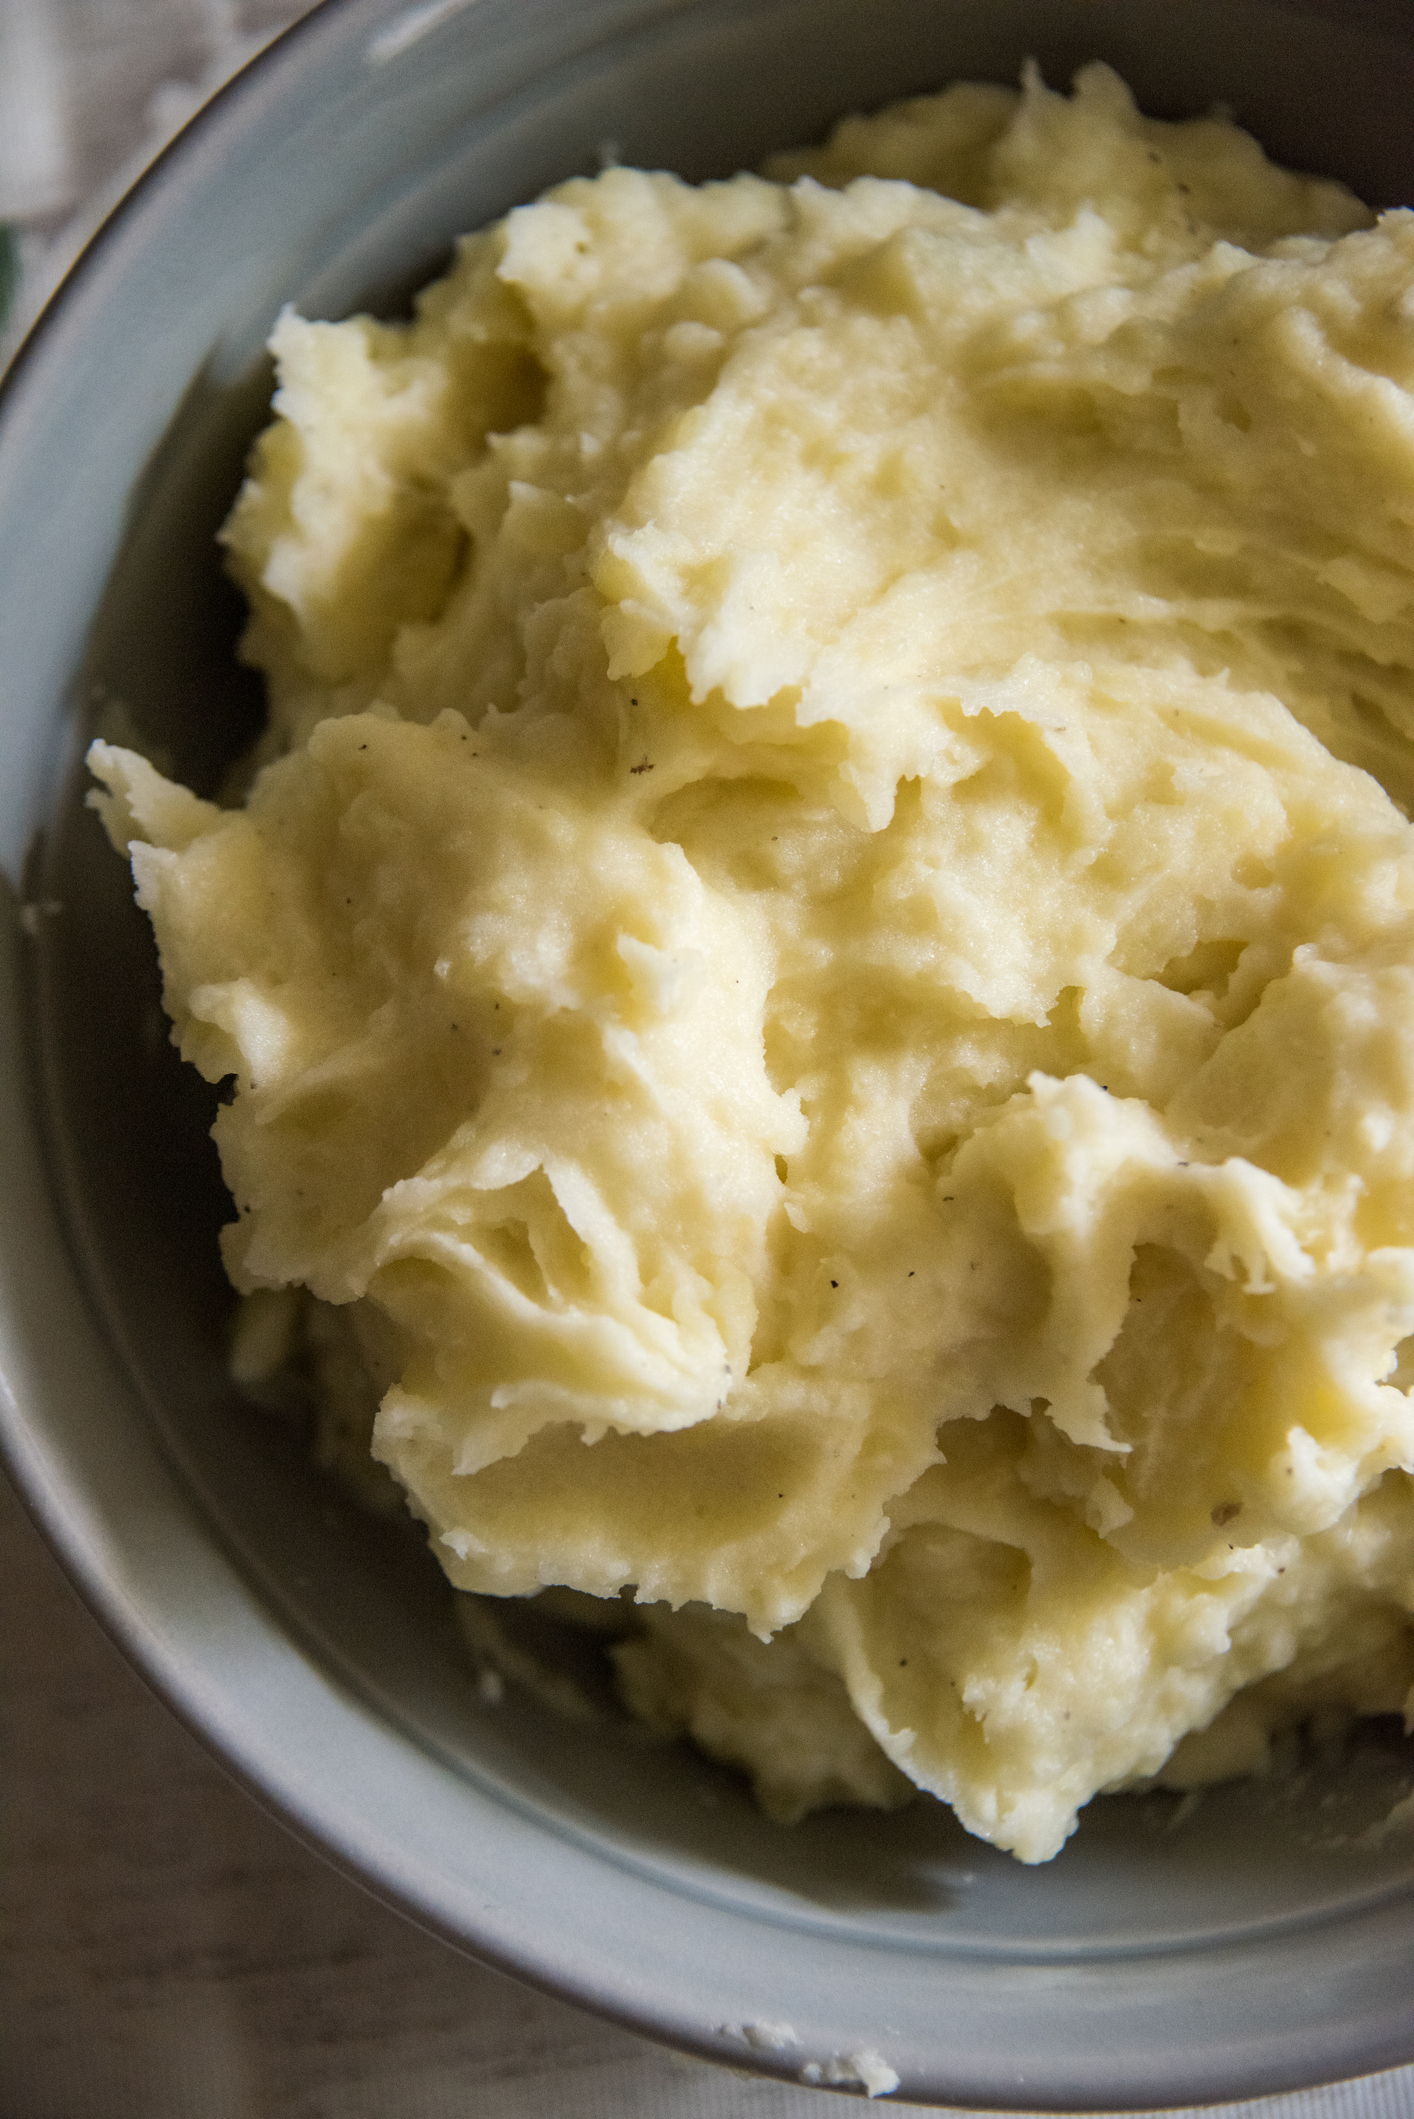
[{"left": 3, "top": 0, "right": 1414, "bottom": 2104}]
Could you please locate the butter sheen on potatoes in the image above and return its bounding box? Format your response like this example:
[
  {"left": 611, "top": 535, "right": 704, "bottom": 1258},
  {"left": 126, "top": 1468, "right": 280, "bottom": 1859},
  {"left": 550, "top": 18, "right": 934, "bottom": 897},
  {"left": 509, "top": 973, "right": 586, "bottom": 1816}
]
[{"left": 91, "top": 64, "right": 1414, "bottom": 1861}]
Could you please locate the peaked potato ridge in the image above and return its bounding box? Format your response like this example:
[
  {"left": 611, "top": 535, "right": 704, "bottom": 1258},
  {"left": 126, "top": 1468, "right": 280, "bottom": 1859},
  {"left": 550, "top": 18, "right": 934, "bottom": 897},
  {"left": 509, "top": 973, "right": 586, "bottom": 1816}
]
[{"left": 92, "top": 64, "right": 1414, "bottom": 1860}]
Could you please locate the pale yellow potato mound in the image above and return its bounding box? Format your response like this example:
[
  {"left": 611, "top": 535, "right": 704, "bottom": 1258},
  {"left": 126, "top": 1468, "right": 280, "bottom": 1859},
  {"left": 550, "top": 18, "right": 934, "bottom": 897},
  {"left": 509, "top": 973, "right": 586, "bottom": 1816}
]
[{"left": 90, "top": 63, "right": 1414, "bottom": 1861}]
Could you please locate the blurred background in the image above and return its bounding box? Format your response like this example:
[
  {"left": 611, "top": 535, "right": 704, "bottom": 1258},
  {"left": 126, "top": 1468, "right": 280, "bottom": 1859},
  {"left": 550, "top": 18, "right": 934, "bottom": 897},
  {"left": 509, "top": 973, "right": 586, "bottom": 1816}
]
[{"left": 0, "top": 0, "right": 315, "bottom": 361}]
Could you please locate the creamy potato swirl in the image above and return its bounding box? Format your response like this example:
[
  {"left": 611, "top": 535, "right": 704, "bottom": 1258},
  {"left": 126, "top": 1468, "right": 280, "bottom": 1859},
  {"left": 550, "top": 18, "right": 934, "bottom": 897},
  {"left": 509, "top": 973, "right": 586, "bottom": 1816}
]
[{"left": 93, "top": 65, "right": 1414, "bottom": 1859}]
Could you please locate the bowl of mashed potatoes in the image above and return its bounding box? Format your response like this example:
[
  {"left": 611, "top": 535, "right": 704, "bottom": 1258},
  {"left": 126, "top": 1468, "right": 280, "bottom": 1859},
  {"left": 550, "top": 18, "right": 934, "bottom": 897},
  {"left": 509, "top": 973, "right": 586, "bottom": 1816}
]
[{"left": 5, "top": 0, "right": 1414, "bottom": 2106}]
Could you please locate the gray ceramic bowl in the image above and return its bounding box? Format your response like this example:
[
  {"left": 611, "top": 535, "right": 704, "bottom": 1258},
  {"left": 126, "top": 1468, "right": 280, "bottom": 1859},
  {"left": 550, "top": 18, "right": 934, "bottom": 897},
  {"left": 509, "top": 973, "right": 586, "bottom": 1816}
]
[{"left": 4, "top": 0, "right": 1414, "bottom": 2106}]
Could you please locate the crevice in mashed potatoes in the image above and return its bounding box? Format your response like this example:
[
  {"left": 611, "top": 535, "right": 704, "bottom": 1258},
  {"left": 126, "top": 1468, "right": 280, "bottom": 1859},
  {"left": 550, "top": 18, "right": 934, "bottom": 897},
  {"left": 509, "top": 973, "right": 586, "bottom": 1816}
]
[{"left": 91, "top": 60, "right": 1414, "bottom": 1863}]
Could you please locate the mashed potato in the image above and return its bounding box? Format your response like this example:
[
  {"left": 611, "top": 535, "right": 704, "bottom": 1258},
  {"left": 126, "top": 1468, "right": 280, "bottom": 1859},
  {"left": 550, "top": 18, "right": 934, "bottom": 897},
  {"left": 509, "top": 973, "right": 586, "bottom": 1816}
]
[{"left": 90, "top": 63, "right": 1414, "bottom": 1861}]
